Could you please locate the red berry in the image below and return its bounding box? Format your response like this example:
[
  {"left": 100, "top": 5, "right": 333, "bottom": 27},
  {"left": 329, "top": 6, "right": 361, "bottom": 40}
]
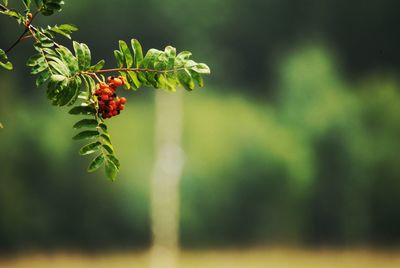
[
  {"left": 111, "top": 78, "right": 123, "bottom": 87},
  {"left": 120, "top": 97, "right": 127, "bottom": 104},
  {"left": 119, "top": 104, "right": 125, "bottom": 110},
  {"left": 101, "top": 94, "right": 109, "bottom": 101},
  {"left": 103, "top": 88, "right": 113, "bottom": 96}
]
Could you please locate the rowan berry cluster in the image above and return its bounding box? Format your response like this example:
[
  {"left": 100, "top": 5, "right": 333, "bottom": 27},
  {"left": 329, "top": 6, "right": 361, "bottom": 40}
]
[{"left": 94, "top": 76, "right": 127, "bottom": 119}]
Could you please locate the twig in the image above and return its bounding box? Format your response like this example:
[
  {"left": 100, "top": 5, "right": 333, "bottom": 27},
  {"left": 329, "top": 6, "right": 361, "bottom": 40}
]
[
  {"left": 4, "top": 10, "right": 38, "bottom": 54},
  {"left": 5, "top": 28, "right": 30, "bottom": 54}
]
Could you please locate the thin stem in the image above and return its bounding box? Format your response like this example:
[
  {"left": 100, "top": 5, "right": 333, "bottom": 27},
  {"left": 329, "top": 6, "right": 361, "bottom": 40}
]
[
  {"left": 5, "top": 28, "right": 30, "bottom": 54},
  {"left": 4, "top": 10, "right": 39, "bottom": 54}
]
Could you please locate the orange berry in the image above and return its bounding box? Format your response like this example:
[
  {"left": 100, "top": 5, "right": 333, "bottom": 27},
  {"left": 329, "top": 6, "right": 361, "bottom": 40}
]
[
  {"left": 107, "top": 76, "right": 114, "bottom": 83},
  {"left": 99, "top": 82, "right": 108, "bottom": 89},
  {"left": 111, "top": 78, "right": 123, "bottom": 87},
  {"left": 120, "top": 97, "right": 127, "bottom": 104}
]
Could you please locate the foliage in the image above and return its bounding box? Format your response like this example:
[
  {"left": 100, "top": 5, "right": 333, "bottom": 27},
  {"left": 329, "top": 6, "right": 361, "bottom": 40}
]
[{"left": 0, "top": 0, "right": 210, "bottom": 181}]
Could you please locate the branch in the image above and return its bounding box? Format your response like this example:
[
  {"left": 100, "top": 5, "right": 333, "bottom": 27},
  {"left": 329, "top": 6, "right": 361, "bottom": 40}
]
[
  {"left": 5, "top": 28, "right": 30, "bottom": 54},
  {"left": 81, "top": 66, "right": 191, "bottom": 76}
]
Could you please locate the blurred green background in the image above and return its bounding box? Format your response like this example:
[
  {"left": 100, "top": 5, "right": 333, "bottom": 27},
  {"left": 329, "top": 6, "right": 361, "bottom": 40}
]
[{"left": 1, "top": 0, "right": 400, "bottom": 253}]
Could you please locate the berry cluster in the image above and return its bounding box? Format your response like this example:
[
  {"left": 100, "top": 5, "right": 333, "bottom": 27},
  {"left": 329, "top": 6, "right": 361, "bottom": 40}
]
[{"left": 94, "top": 76, "right": 127, "bottom": 119}]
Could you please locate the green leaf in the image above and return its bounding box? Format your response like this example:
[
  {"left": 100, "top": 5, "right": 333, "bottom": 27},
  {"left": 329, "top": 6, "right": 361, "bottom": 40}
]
[
  {"left": 192, "top": 63, "right": 211, "bottom": 74},
  {"left": 72, "top": 130, "right": 99, "bottom": 140},
  {"left": 46, "top": 76, "right": 66, "bottom": 102},
  {"left": 0, "top": 49, "right": 13, "bottom": 70},
  {"left": 41, "top": 0, "right": 64, "bottom": 16},
  {"left": 48, "top": 58, "right": 70, "bottom": 76},
  {"left": 88, "top": 154, "right": 105, "bottom": 172},
  {"left": 142, "top": 49, "right": 162, "bottom": 68},
  {"left": 1, "top": 10, "right": 24, "bottom": 24},
  {"left": 131, "top": 39, "right": 143, "bottom": 68},
  {"left": 56, "top": 46, "right": 79, "bottom": 73},
  {"left": 50, "top": 74, "right": 66, "bottom": 82},
  {"left": 165, "top": 46, "right": 176, "bottom": 70},
  {"left": 105, "top": 159, "right": 118, "bottom": 181},
  {"left": 190, "top": 70, "right": 204, "bottom": 87},
  {"left": 114, "top": 50, "right": 124, "bottom": 68},
  {"left": 57, "top": 24, "right": 78, "bottom": 32},
  {"left": 107, "top": 154, "right": 120, "bottom": 168},
  {"left": 73, "top": 119, "right": 98, "bottom": 129},
  {"left": 81, "top": 43, "right": 91, "bottom": 70},
  {"left": 100, "top": 133, "right": 111, "bottom": 144},
  {"left": 64, "top": 77, "right": 82, "bottom": 106},
  {"left": 90, "top": 60, "right": 105, "bottom": 71},
  {"left": 35, "top": 71, "right": 51, "bottom": 87},
  {"left": 102, "top": 144, "right": 114, "bottom": 154},
  {"left": 23, "top": 0, "right": 31, "bottom": 9},
  {"left": 26, "top": 53, "right": 44, "bottom": 67},
  {"left": 79, "top": 141, "right": 102, "bottom": 155},
  {"left": 119, "top": 40, "right": 133, "bottom": 68},
  {"left": 82, "top": 74, "right": 96, "bottom": 94},
  {"left": 2, "top": 0, "right": 8, "bottom": 6},
  {"left": 127, "top": 71, "right": 141, "bottom": 89},
  {"left": 99, "top": 123, "right": 108, "bottom": 132},
  {"left": 30, "top": 62, "right": 47, "bottom": 74},
  {"left": 177, "top": 51, "right": 192, "bottom": 60},
  {"left": 177, "top": 69, "right": 195, "bottom": 91},
  {"left": 69, "top": 105, "right": 96, "bottom": 115},
  {"left": 73, "top": 41, "right": 90, "bottom": 71},
  {"left": 49, "top": 24, "right": 78, "bottom": 39}
]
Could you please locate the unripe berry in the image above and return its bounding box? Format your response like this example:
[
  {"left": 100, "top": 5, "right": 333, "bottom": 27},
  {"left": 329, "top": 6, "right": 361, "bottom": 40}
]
[{"left": 119, "top": 76, "right": 127, "bottom": 85}]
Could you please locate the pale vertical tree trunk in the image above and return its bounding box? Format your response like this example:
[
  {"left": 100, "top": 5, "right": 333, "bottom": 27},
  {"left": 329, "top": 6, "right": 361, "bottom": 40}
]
[{"left": 150, "top": 90, "right": 184, "bottom": 268}]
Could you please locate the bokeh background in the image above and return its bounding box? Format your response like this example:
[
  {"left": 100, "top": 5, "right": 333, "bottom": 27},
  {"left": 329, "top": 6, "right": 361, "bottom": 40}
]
[{"left": 1, "top": 0, "right": 400, "bottom": 267}]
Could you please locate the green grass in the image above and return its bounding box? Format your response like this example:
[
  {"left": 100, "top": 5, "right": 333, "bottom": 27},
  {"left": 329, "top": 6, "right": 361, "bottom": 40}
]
[{"left": 1, "top": 249, "right": 400, "bottom": 268}]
